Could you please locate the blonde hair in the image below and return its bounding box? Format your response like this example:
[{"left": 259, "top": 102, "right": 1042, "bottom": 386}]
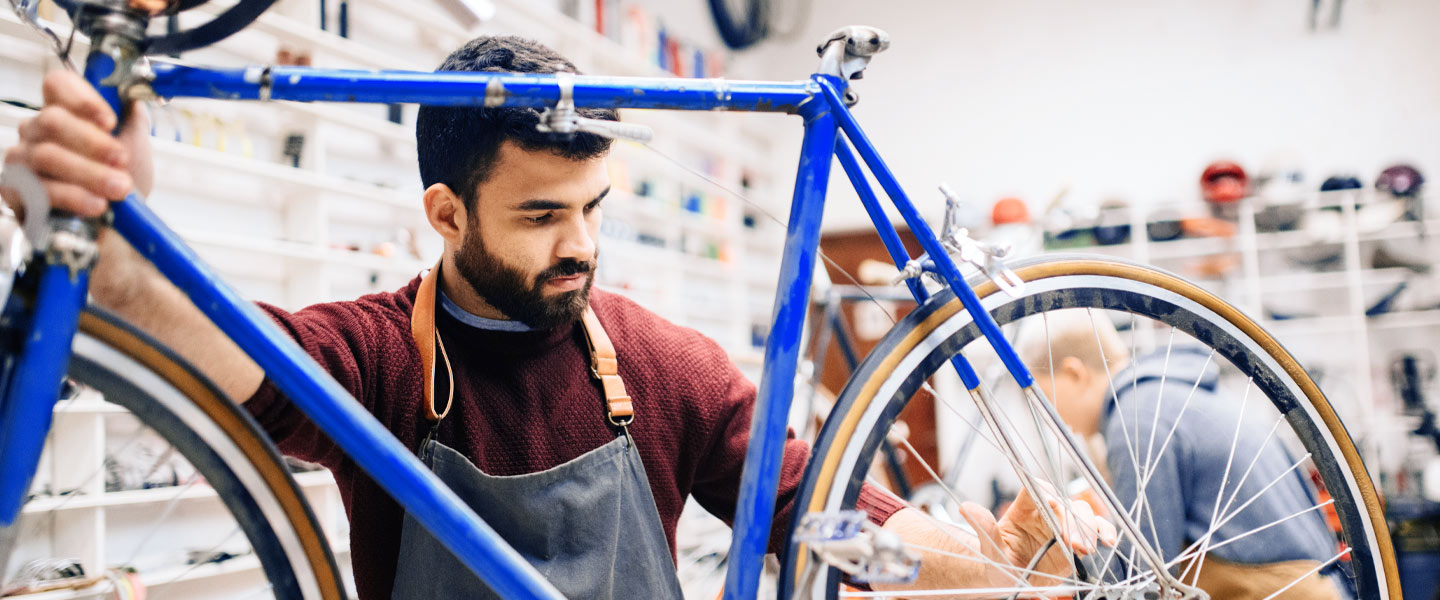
[{"left": 1015, "top": 309, "right": 1129, "bottom": 377}]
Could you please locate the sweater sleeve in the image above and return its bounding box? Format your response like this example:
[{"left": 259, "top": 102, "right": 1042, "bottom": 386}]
[
  {"left": 242, "top": 299, "right": 396, "bottom": 469},
  {"left": 690, "top": 355, "right": 907, "bottom": 554}
]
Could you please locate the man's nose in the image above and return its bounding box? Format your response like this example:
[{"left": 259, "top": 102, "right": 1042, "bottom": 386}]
[{"left": 556, "top": 212, "right": 596, "bottom": 261}]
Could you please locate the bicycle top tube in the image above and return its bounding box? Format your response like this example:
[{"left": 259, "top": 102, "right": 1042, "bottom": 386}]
[{"left": 148, "top": 62, "right": 821, "bottom": 113}]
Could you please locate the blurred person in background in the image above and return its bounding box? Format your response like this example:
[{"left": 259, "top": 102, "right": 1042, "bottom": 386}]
[{"left": 1016, "top": 309, "right": 1348, "bottom": 599}]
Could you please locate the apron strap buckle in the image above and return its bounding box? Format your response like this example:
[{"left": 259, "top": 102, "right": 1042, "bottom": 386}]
[{"left": 582, "top": 307, "right": 636, "bottom": 427}]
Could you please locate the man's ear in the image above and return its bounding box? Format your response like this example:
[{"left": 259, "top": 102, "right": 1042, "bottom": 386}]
[
  {"left": 1060, "top": 356, "right": 1090, "bottom": 387},
  {"left": 423, "top": 183, "right": 468, "bottom": 245}
]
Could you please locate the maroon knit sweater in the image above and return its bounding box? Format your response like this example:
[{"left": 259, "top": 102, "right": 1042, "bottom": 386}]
[{"left": 244, "top": 277, "right": 906, "bottom": 599}]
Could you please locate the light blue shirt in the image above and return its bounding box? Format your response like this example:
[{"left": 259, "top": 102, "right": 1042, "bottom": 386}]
[
  {"left": 1102, "top": 345, "right": 1344, "bottom": 590},
  {"left": 438, "top": 290, "right": 532, "bottom": 332}
]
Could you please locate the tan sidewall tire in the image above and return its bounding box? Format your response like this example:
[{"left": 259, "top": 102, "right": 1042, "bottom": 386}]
[
  {"left": 78, "top": 310, "right": 345, "bottom": 599},
  {"left": 791, "top": 257, "right": 1398, "bottom": 599}
]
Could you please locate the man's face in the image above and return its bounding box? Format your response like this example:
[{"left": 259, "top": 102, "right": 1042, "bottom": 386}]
[
  {"left": 1040, "top": 371, "right": 1089, "bottom": 429},
  {"left": 454, "top": 141, "right": 609, "bottom": 329}
]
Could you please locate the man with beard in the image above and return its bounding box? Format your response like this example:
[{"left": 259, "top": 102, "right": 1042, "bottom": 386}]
[{"left": 4, "top": 29, "right": 1114, "bottom": 599}]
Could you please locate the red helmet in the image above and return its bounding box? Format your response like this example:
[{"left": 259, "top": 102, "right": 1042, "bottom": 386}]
[
  {"left": 991, "top": 197, "right": 1029, "bottom": 225},
  {"left": 1201, "top": 161, "right": 1248, "bottom": 204}
]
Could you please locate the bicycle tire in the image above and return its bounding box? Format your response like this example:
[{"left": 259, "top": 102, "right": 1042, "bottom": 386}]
[
  {"left": 8, "top": 308, "right": 344, "bottom": 599},
  {"left": 783, "top": 255, "right": 1398, "bottom": 600}
]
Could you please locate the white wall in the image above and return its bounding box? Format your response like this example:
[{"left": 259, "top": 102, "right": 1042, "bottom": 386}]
[{"left": 709, "top": 0, "right": 1440, "bottom": 232}]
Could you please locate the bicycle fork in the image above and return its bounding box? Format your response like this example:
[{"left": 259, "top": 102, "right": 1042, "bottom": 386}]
[
  {"left": 0, "top": 218, "right": 99, "bottom": 524},
  {"left": 0, "top": 0, "right": 139, "bottom": 528}
]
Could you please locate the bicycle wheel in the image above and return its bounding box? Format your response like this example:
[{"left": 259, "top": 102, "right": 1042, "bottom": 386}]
[
  {"left": 784, "top": 255, "right": 1397, "bottom": 599},
  {"left": 3, "top": 308, "right": 344, "bottom": 599}
]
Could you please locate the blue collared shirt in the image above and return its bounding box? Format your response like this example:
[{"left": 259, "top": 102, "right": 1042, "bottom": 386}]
[
  {"left": 1102, "top": 345, "right": 1343, "bottom": 583},
  {"left": 438, "top": 290, "right": 532, "bottom": 332}
]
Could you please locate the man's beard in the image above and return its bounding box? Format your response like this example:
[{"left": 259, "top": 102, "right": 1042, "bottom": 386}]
[{"left": 453, "top": 229, "right": 595, "bottom": 330}]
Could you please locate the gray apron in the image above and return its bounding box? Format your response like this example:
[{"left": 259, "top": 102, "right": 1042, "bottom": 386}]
[{"left": 391, "top": 265, "right": 684, "bottom": 599}]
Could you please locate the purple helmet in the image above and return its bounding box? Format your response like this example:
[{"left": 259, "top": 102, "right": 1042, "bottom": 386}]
[{"left": 1376, "top": 164, "right": 1424, "bottom": 197}]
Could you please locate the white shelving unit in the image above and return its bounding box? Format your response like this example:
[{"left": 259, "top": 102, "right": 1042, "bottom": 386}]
[
  {"left": 1052, "top": 191, "right": 1439, "bottom": 474},
  {"left": 8, "top": 386, "right": 349, "bottom": 599},
  {"left": 2, "top": 0, "right": 787, "bottom": 596}
]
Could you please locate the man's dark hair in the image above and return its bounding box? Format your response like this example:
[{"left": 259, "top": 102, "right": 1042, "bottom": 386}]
[{"left": 416, "top": 36, "right": 618, "bottom": 210}]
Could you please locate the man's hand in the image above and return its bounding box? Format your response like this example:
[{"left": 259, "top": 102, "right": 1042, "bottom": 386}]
[
  {"left": 3, "top": 70, "right": 154, "bottom": 219},
  {"left": 878, "top": 487, "right": 1117, "bottom": 599},
  {"left": 1, "top": 69, "right": 263, "bottom": 403},
  {"left": 963, "top": 486, "right": 1118, "bottom": 589},
  {"left": 3, "top": 70, "right": 159, "bottom": 310}
]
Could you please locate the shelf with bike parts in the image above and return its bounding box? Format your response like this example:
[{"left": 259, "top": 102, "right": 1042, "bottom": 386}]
[
  {"left": 595, "top": 144, "right": 783, "bottom": 360},
  {"left": 6, "top": 386, "right": 352, "bottom": 600},
  {"left": 1042, "top": 161, "right": 1435, "bottom": 492},
  {"left": 1045, "top": 163, "right": 1435, "bottom": 329},
  {"left": 3, "top": 0, "right": 787, "bottom": 321},
  {"left": 140, "top": 104, "right": 432, "bottom": 307},
  {"left": 0, "top": 25, "right": 436, "bottom": 309}
]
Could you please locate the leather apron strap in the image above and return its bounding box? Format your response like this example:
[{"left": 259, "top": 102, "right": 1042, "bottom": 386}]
[
  {"left": 411, "top": 264, "right": 452, "bottom": 421},
  {"left": 411, "top": 262, "right": 633, "bottom": 426}
]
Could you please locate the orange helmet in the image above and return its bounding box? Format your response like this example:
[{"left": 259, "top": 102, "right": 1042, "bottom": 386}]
[{"left": 991, "top": 197, "right": 1029, "bottom": 225}]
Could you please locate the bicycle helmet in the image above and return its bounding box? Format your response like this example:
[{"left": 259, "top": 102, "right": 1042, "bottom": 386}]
[
  {"left": 991, "top": 197, "right": 1029, "bottom": 226},
  {"left": 1092, "top": 199, "right": 1130, "bottom": 245},
  {"left": 1255, "top": 157, "right": 1306, "bottom": 203},
  {"left": 1376, "top": 164, "right": 1424, "bottom": 197},
  {"left": 1146, "top": 209, "right": 1183, "bottom": 242},
  {"left": 1320, "top": 175, "right": 1363, "bottom": 193},
  {"left": 1200, "top": 161, "right": 1248, "bottom": 204},
  {"left": 1253, "top": 158, "right": 1306, "bottom": 232}
]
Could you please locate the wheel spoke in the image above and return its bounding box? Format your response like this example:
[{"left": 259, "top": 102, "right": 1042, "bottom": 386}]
[
  {"left": 151, "top": 526, "right": 247, "bottom": 598},
  {"left": 900, "top": 541, "right": 1093, "bottom": 587},
  {"left": 1138, "top": 327, "right": 1177, "bottom": 523},
  {"left": 1184, "top": 377, "right": 1255, "bottom": 585},
  {"left": 1260, "top": 547, "right": 1350, "bottom": 600},
  {"left": 1168, "top": 499, "right": 1335, "bottom": 570},
  {"left": 1171, "top": 449, "right": 1316, "bottom": 569},
  {"left": 1086, "top": 310, "right": 1147, "bottom": 519},
  {"left": 926, "top": 379, "right": 1007, "bottom": 461},
  {"left": 1136, "top": 349, "right": 1216, "bottom": 493},
  {"left": 839, "top": 583, "right": 1102, "bottom": 598},
  {"left": 1216, "top": 415, "right": 1290, "bottom": 525},
  {"left": 967, "top": 378, "right": 1081, "bottom": 572},
  {"left": 18, "top": 416, "right": 155, "bottom": 541},
  {"left": 122, "top": 474, "right": 205, "bottom": 567},
  {"left": 1083, "top": 310, "right": 1151, "bottom": 587}
]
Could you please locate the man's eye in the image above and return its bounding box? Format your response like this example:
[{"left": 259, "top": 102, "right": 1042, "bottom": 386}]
[
  {"left": 584, "top": 200, "right": 602, "bottom": 213},
  {"left": 526, "top": 213, "right": 552, "bottom": 224}
]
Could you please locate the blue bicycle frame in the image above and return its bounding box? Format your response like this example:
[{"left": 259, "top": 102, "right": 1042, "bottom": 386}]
[{"left": 0, "top": 47, "right": 1037, "bottom": 600}]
